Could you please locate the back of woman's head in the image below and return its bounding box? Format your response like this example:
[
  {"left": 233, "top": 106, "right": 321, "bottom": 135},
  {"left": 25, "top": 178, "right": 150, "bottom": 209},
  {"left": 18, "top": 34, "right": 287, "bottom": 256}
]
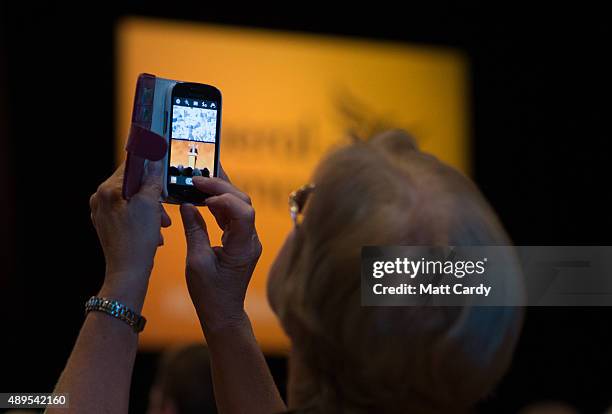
[{"left": 269, "top": 130, "right": 525, "bottom": 414}]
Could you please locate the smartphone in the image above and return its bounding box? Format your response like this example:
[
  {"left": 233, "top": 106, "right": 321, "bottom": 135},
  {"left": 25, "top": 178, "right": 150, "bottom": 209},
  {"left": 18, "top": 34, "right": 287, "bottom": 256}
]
[{"left": 166, "top": 82, "right": 222, "bottom": 204}]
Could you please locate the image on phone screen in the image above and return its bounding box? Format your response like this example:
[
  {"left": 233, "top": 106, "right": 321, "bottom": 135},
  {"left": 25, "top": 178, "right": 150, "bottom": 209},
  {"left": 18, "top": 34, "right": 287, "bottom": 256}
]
[{"left": 168, "top": 97, "right": 218, "bottom": 187}]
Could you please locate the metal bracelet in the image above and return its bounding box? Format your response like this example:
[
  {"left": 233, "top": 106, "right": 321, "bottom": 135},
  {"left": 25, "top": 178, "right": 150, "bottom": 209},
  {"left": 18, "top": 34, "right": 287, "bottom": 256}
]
[{"left": 85, "top": 296, "right": 146, "bottom": 333}]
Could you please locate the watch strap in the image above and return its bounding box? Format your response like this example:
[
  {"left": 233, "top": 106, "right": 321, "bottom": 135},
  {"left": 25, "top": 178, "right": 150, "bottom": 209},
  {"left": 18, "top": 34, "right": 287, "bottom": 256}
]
[{"left": 85, "top": 296, "right": 146, "bottom": 333}]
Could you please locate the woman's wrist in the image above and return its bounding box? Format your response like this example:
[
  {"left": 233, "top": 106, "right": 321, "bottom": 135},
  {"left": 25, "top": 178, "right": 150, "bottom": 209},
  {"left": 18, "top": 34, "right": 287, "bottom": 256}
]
[
  {"left": 200, "top": 309, "right": 252, "bottom": 341},
  {"left": 98, "top": 269, "right": 151, "bottom": 312}
]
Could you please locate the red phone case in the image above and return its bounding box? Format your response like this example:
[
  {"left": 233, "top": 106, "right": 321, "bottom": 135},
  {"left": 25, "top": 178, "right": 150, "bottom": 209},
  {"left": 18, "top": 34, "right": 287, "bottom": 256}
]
[{"left": 122, "top": 73, "right": 169, "bottom": 199}]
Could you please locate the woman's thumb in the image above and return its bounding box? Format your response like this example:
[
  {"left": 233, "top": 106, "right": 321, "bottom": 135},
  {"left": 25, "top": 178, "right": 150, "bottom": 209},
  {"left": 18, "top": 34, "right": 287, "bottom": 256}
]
[{"left": 180, "top": 204, "right": 212, "bottom": 254}]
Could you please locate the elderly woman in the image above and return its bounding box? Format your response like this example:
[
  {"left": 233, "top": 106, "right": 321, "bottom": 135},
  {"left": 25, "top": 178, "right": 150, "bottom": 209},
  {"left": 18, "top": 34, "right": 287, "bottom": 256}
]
[{"left": 49, "top": 130, "right": 523, "bottom": 414}]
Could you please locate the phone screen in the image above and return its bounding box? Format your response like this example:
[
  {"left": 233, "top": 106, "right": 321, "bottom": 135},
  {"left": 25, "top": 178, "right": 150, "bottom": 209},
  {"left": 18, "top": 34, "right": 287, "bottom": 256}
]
[{"left": 168, "top": 94, "right": 219, "bottom": 188}]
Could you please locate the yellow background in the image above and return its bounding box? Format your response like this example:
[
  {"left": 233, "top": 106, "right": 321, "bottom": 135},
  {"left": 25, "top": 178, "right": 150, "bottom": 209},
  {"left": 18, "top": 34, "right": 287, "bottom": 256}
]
[{"left": 116, "top": 17, "right": 469, "bottom": 353}]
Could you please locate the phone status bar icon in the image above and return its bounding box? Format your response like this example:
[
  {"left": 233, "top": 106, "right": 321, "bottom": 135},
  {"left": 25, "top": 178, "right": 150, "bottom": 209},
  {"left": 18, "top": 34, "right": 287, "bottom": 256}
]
[{"left": 174, "top": 99, "right": 217, "bottom": 109}]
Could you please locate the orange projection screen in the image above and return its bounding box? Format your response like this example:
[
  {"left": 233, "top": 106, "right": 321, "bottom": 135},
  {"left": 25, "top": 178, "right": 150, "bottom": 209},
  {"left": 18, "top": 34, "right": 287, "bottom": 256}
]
[{"left": 116, "top": 17, "right": 469, "bottom": 353}]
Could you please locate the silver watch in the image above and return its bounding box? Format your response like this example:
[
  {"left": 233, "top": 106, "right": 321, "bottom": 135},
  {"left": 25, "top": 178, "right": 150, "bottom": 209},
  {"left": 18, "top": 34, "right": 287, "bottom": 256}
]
[{"left": 85, "top": 296, "right": 146, "bottom": 333}]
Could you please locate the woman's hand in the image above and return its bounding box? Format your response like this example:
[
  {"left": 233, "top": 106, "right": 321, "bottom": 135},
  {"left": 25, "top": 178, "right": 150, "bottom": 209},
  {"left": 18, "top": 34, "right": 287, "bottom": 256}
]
[
  {"left": 51, "top": 161, "right": 171, "bottom": 414},
  {"left": 179, "top": 170, "right": 262, "bottom": 334},
  {"left": 89, "top": 161, "right": 171, "bottom": 310},
  {"left": 180, "top": 170, "right": 286, "bottom": 414}
]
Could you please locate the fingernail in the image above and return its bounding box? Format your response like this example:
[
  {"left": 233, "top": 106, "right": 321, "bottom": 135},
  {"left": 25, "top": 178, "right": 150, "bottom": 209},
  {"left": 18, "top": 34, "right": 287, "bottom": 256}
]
[{"left": 204, "top": 195, "right": 217, "bottom": 205}]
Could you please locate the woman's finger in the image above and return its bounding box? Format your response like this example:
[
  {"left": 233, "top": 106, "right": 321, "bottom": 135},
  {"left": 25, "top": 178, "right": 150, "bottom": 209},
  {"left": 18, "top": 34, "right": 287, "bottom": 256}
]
[
  {"left": 137, "top": 160, "right": 164, "bottom": 202},
  {"left": 205, "top": 193, "right": 256, "bottom": 256},
  {"left": 180, "top": 203, "right": 213, "bottom": 257},
  {"left": 192, "top": 176, "right": 252, "bottom": 205},
  {"left": 161, "top": 204, "right": 172, "bottom": 228}
]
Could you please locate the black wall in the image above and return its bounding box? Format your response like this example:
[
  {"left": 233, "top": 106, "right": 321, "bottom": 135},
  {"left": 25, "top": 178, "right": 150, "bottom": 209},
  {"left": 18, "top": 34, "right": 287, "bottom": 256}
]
[{"left": 1, "top": 5, "right": 610, "bottom": 413}]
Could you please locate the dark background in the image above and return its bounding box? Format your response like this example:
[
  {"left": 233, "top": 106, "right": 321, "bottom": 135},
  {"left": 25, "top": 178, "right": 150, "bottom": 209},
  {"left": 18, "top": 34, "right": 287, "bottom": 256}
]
[{"left": 1, "top": 4, "right": 610, "bottom": 413}]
